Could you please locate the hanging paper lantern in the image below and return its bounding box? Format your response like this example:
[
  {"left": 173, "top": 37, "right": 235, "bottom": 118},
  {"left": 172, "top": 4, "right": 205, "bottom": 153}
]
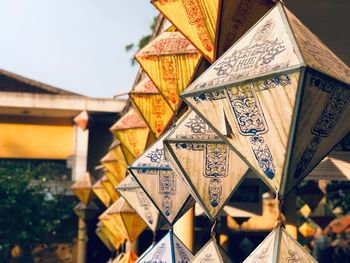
[
  {"left": 100, "top": 176, "right": 119, "bottom": 202},
  {"left": 71, "top": 172, "right": 94, "bottom": 205},
  {"left": 107, "top": 197, "right": 147, "bottom": 243},
  {"left": 116, "top": 174, "right": 167, "bottom": 233},
  {"left": 243, "top": 226, "right": 317, "bottom": 262},
  {"left": 99, "top": 202, "right": 127, "bottom": 245},
  {"left": 118, "top": 251, "right": 138, "bottom": 263},
  {"left": 151, "top": 0, "right": 274, "bottom": 62},
  {"left": 191, "top": 237, "right": 231, "bottom": 263},
  {"left": 299, "top": 204, "right": 312, "bottom": 219},
  {"left": 101, "top": 144, "right": 128, "bottom": 186},
  {"left": 110, "top": 108, "right": 154, "bottom": 159},
  {"left": 164, "top": 110, "right": 249, "bottom": 220},
  {"left": 96, "top": 221, "right": 122, "bottom": 251},
  {"left": 73, "top": 202, "right": 100, "bottom": 221},
  {"left": 181, "top": 2, "right": 350, "bottom": 196},
  {"left": 130, "top": 76, "right": 174, "bottom": 138},
  {"left": 135, "top": 31, "right": 202, "bottom": 112},
  {"left": 92, "top": 180, "right": 112, "bottom": 207},
  {"left": 112, "top": 253, "right": 125, "bottom": 263},
  {"left": 136, "top": 230, "right": 193, "bottom": 263},
  {"left": 129, "top": 129, "right": 195, "bottom": 225},
  {"left": 73, "top": 110, "right": 91, "bottom": 131}
]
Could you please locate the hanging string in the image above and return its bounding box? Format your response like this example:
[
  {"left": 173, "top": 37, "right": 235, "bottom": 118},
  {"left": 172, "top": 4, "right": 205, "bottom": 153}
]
[
  {"left": 152, "top": 230, "right": 157, "bottom": 244},
  {"left": 274, "top": 189, "right": 284, "bottom": 228},
  {"left": 210, "top": 220, "right": 217, "bottom": 238}
]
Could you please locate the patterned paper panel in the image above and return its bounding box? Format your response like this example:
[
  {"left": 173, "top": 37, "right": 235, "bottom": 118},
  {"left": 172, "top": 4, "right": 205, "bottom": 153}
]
[
  {"left": 110, "top": 108, "right": 150, "bottom": 159},
  {"left": 130, "top": 130, "right": 193, "bottom": 225},
  {"left": 116, "top": 175, "right": 165, "bottom": 233},
  {"left": 135, "top": 31, "right": 202, "bottom": 111},
  {"left": 191, "top": 238, "right": 231, "bottom": 263},
  {"left": 151, "top": 0, "right": 219, "bottom": 62},
  {"left": 217, "top": 0, "right": 273, "bottom": 57},
  {"left": 105, "top": 143, "right": 129, "bottom": 182},
  {"left": 107, "top": 197, "right": 147, "bottom": 243},
  {"left": 286, "top": 71, "right": 350, "bottom": 193},
  {"left": 99, "top": 223, "right": 122, "bottom": 251},
  {"left": 182, "top": 4, "right": 302, "bottom": 95},
  {"left": 286, "top": 8, "right": 350, "bottom": 85},
  {"left": 243, "top": 227, "right": 317, "bottom": 262},
  {"left": 279, "top": 227, "right": 317, "bottom": 262},
  {"left": 99, "top": 203, "right": 127, "bottom": 243},
  {"left": 130, "top": 77, "right": 174, "bottom": 138},
  {"left": 165, "top": 110, "right": 249, "bottom": 220},
  {"left": 185, "top": 71, "right": 301, "bottom": 193},
  {"left": 137, "top": 230, "right": 193, "bottom": 263}
]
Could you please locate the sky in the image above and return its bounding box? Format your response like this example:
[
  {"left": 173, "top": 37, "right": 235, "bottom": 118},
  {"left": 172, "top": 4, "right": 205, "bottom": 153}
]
[{"left": 0, "top": 0, "right": 158, "bottom": 98}]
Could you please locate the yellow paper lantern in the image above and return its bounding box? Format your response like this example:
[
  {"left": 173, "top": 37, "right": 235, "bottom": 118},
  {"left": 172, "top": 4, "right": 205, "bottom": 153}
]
[
  {"left": 71, "top": 172, "right": 94, "bottom": 205},
  {"left": 92, "top": 179, "right": 112, "bottom": 207}
]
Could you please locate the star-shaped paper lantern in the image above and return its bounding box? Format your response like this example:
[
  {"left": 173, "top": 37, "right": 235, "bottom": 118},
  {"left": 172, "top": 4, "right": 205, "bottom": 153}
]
[
  {"left": 96, "top": 221, "right": 121, "bottom": 251},
  {"left": 182, "top": 2, "right": 350, "bottom": 196},
  {"left": 116, "top": 174, "right": 167, "bottom": 233},
  {"left": 136, "top": 230, "right": 193, "bottom": 263},
  {"left": 191, "top": 237, "right": 231, "bottom": 263},
  {"left": 110, "top": 108, "right": 154, "bottom": 160},
  {"left": 243, "top": 226, "right": 317, "bottom": 262},
  {"left": 135, "top": 31, "right": 202, "bottom": 112},
  {"left": 151, "top": 0, "right": 274, "bottom": 62},
  {"left": 100, "top": 176, "right": 119, "bottom": 202},
  {"left": 71, "top": 172, "right": 94, "bottom": 205},
  {"left": 164, "top": 110, "right": 249, "bottom": 220},
  {"left": 130, "top": 76, "right": 174, "bottom": 138},
  {"left": 107, "top": 197, "right": 147, "bottom": 243},
  {"left": 129, "top": 130, "right": 194, "bottom": 225}
]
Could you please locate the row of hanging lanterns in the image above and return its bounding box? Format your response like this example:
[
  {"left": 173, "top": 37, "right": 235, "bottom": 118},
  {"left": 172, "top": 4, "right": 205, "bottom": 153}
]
[{"left": 71, "top": 0, "right": 349, "bottom": 262}]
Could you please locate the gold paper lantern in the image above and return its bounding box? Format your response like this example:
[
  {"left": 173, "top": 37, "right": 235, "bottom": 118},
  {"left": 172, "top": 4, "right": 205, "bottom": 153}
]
[
  {"left": 110, "top": 108, "right": 154, "bottom": 159},
  {"left": 130, "top": 76, "right": 174, "bottom": 138},
  {"left": 73, "top": 202, "right": 100, "bottom": 221},
  {"left": 151, "top": 0, "right": 274, "bottom": 62},
  {"left": 92, "top": 179, "right": 112, "bottom": 207},
  {"left": 96, "top": 221, "right": 122, "bottom": 251},
  {"left": 107, "top": 197, "right": 147, "bottom": 243},
  {"left": 71, "top": 172, "right": 94, "bottom": 205},
  {"left": 135, "top": 31, "right": 202, "bottom": 112},
  {"left": 182, "top": 3, "right": 350, "bottom": 196},
  {"left": 101, "top": 176, "right": 119, "bottom": 202},
  {"left": 73, "top": 110, "right": 91, "bottom": 131}
]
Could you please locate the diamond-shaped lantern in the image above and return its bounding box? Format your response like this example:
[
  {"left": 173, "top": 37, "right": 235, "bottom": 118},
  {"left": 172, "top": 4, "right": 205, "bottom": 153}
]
[
  {"left": 107, "top": 197, "right": 147, "bottom": 243},
  {"left": 135, "top": 31, "right": 202, "bottom": 112},
  {"left": 100, "top": 176, "right": 119, "bottom": 202},
  {"left": 110, "top": 108, "right": 154, "bottom": 160},
  {"left": 116, "top": 174, "right": 167, "bottom": 233},
  {"left": 92, "top": 180, "right": 111, "bottom": 207},
  {"left": 73, "top": 202, "right": 100, "bottom": 221},
  {"left": 73, "top": 110, "right": 91, "bottom": 131},
  {"left": 101, "top": 143, "right": 128, "bottom": 186},
  {"left": 130, "top": 76, "right": 174, "bottom": 138},
  {"left": 298, "top": 220, "right": 318, "bottom": 238},
  {"left": 151, "top": 0, "right": 274, "bottom": 62},
  {"left": 182, "top": 3, "right": 350, "bottom": 196},
  {"left": 243, "top": 226, "right": 317, "bottom": 262},
  {"left": 309, "top": 198, "right": 335, "bottom": 228},
  {"left": 136, "top": 230, "right": 193, "bottom": 263},
  {"left": 96, "top": 221, "right": 121, "bottom": 251},
  {"left": 99, "top": 203, "right": 126, "bottom": 245},
  {"left": 71, "top": 172, "right": 95, "bottom": 205},
  {"left": 164, "top": 110, "right": 249, "bottom": 220},
  {"left": 192, "top": 237, "right": 232, "bottom": 263},
  {"left": 129, "top": 130, "right": 195, "bottom": 225}
]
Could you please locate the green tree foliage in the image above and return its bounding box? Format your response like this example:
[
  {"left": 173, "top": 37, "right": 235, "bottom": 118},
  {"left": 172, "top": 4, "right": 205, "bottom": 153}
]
[{"left": 0, "top": 160, "right": 75, "bottom": 263}]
